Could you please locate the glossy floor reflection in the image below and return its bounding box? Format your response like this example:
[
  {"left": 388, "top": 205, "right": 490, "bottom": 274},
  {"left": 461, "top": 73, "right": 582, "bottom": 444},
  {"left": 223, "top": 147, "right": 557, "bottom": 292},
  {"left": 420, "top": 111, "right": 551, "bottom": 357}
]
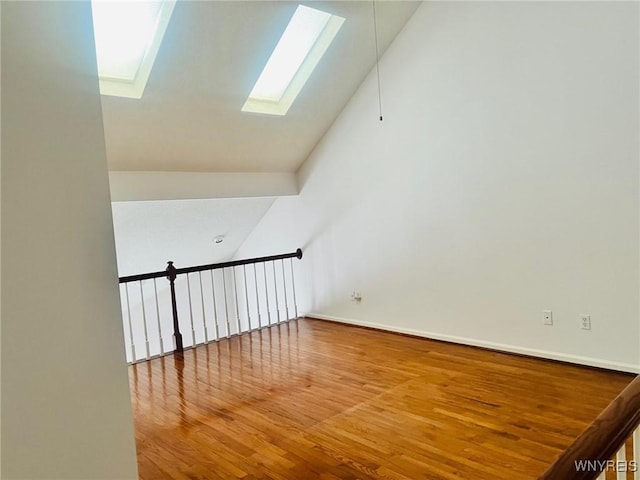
[{"left": 130, "top": 318, "right": 632, "bottom": 480}]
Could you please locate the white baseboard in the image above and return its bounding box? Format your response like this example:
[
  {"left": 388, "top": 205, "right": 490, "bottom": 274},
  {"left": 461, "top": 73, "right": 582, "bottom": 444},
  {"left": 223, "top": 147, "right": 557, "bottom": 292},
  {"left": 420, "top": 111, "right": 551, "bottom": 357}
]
[{"left": 306, "top": 313, "right": 640, "bottom": 374}]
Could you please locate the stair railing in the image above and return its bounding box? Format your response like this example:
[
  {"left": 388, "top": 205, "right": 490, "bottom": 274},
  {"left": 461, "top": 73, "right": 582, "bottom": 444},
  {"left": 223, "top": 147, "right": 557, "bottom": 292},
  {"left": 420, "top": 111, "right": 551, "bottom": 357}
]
[
  {"left": 539, "top": 374, "right": 640, "bottom": 480},
  {"left": 118, "top": 248, "right": 303, "bottom": 363}
]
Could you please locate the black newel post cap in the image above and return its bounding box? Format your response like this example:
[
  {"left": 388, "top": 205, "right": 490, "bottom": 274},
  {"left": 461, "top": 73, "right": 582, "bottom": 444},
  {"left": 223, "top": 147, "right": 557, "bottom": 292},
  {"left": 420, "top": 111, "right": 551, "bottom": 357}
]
[{"left": 166, "top": 261, "right": 177, "bottom": 281}]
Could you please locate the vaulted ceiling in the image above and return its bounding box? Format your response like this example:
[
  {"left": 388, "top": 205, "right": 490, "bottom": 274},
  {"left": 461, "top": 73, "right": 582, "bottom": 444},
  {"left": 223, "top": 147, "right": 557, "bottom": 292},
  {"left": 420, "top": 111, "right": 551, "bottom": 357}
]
[
  {"left": 101, "top": 1, "right": 421, "bottom": 173},
  {"left": 104, "top": 1, "right": 421, "bottom": 273}
]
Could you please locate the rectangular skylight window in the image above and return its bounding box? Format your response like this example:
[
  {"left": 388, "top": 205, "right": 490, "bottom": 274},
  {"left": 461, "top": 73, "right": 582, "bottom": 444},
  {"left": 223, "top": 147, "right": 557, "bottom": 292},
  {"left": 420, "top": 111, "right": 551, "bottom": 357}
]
[
  {"left": 242, "top": 5, "right": 345, "bottom": 116},
  {"left": 91, "top": 0, "right": 176, "bottom": 99}
]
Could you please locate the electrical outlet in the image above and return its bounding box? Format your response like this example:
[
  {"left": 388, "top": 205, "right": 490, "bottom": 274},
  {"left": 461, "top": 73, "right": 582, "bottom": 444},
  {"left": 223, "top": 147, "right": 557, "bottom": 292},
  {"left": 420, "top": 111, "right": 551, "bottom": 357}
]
[
  {"left": 580, "top": 314, "right": 591, "bottom": 330},
  {"left": 543, "top": 310, "right": 553, "bottom": 326}
]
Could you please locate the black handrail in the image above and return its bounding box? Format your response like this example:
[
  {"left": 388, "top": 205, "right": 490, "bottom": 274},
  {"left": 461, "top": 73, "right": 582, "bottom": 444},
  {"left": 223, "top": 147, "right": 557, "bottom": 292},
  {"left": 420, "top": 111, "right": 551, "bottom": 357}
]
[
  {"left": 118, "top": 248, "right": 303, "bottom": 284},
  {"left": 118, "top": 248, "right": 303, "bottom": 355}
]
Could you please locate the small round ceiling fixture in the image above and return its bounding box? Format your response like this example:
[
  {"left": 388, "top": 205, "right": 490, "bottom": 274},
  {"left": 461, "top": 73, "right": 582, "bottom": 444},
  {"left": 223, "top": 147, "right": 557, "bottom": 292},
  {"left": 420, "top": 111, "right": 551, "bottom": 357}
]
[{"left": 213, "top": 235, "right": 225, "bottom": 244}]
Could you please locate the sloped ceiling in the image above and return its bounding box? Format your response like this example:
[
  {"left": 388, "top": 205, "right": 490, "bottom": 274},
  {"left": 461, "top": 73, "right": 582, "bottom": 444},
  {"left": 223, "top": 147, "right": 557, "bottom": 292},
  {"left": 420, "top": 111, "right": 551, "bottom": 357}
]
[
  {"left": 111, "top": 198, "right": 275, "bottom": 275},
  {"left": 101, "top": 1, "right": 421, "bottom": 173}
]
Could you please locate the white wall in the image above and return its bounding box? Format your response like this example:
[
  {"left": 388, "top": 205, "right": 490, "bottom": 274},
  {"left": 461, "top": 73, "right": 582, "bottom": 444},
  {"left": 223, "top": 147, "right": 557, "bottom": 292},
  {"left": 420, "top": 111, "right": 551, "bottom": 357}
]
[
  {"left": 0, "top": 3, "right": 3, "bottom": 471},
  {"left": 109, "top": 171, "right": 298, "bottom": 202},
  {"left": 1, "top": 2, "right": 138, "bottom": 478},
  {"left": 235, "top": 1, "right": 640, "bottom": 372}
]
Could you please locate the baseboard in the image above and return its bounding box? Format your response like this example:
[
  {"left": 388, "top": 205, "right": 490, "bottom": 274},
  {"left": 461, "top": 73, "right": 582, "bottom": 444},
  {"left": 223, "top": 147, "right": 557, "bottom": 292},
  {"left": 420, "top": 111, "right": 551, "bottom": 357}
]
[{"left": 305, "top": 313, "right": 640, "bottom": 374}]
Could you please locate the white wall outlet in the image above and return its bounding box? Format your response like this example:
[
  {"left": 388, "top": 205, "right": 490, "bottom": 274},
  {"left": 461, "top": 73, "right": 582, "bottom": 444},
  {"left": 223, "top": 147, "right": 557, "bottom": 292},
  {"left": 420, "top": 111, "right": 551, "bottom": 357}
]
[
  {"left": 543, "top": 310, "right": 553, "bottom": 326},
  {"left": 351, "top": 291, "right": 362, "bottom": 302},
  {"left": 580, "top": 314, "right": 591, "bottom": 330}
]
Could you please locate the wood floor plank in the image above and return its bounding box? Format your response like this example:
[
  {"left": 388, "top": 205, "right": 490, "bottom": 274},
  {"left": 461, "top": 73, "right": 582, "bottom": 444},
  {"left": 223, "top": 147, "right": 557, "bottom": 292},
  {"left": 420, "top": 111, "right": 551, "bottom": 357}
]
[{"left": 130, "top": 317, "right": 632, "bottom": 479}]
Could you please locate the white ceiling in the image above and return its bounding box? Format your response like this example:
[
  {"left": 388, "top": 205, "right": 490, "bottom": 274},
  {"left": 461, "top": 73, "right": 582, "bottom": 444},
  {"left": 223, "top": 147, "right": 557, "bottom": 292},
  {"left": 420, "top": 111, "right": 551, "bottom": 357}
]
[
  {"left": 101, "top": 1, "right": 421, "bottom": 173},
  {"left": 111, "top": 197, "right": 275, "bottom": 275}
]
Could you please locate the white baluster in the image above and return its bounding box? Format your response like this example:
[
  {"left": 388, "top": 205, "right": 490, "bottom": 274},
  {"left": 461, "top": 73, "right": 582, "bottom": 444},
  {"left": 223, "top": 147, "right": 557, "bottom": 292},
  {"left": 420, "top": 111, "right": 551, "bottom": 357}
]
[
  {"left": 210, "top": 270, "right": 220, "bottom": 340},
  {"left": 153, "top": 278, "right": 164, "bottom": 354},
  {"left": 263, "top": 263, "right": 271, "bottom": 325},
  {"left": 243, "top": 265, "right": 252, "bottom": 330},
  {"left": 232, "top": 267, "right": 242, "bottom": 333},
  {"left": 138, "top": 281, "right": 150, "bottom": 359},
  {"left": 186, "top": 273, "right": 196, "bottom": 346},
  {"left": 253, "top": 264, "right": 262, "bottom": 328},
  {"left": 199, "top": 272, "right": 209, "bottom": 343},
  {"left": 617, "top": 443, "right": 626, "bottom": 480},
  {"left": 634, "top": 426, "right": 640, "bottom": 480},
  {"left": 289, "top": 258, "right": 298, "bottom": 319},
  {"left": 222, "top": 268, "right": 231, "bottom": 337},
  {"left": 272, "top": 261, "right": 280, "bottom": 322},
  {"left": 124, "top": 283, "right": 136, "bottom": 361},
  {"left": 281, "top": 259, "right": 289, "bottom": 321}
]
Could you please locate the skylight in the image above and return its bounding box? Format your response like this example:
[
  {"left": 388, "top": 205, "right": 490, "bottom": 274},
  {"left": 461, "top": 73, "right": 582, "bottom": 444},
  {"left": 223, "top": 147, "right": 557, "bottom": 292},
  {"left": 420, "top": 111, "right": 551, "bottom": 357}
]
[
  {"left": 242, "top": 5, "right": 345, "bottom": 116},
  {"left": 91, "top": 0, "right": 176, "bottom": 99}
]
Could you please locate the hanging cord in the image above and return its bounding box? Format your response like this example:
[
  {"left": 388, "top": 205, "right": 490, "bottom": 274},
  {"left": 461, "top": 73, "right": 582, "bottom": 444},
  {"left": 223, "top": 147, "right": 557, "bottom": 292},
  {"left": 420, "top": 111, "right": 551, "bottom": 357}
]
[{"left": 372, "top": 0, "right": 383, "bottom": 121}]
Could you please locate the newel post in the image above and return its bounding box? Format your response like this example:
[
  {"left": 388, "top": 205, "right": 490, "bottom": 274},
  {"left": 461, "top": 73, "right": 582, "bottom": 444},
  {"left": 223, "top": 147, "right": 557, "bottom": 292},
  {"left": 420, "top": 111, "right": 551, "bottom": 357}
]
[{"left": 166, "top": 261, "right": 184, "bottom": 354}]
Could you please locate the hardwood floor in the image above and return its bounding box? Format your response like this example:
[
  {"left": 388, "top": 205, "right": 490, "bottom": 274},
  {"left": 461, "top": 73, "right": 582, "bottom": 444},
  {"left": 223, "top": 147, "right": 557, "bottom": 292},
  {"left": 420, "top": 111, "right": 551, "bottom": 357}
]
[{"left": 130, "top": 317, "right": 632, "bottom": 480}]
